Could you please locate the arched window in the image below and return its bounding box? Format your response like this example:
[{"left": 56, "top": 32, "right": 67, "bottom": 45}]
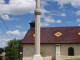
[{"left": 68, "top": 47, "right": 74, "bottom": 56}]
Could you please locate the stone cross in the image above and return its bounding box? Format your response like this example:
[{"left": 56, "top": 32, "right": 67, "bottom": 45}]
[{"left": 32, "top": 0, "right": 43, "bottom": 60}]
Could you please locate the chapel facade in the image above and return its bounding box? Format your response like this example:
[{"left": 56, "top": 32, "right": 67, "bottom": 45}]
[{"left": 22, "top": 21, "right": 80, "bottom": 60}]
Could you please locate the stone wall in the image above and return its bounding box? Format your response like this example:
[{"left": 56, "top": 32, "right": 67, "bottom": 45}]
[
  {"left": 22, "top": 44, "right": 56, "bottom": 60},
  {"left": 60, "top": 44, "right": 80, "bottom": 59},
  {"left": 22, "top": 44, "right": 35, "bottom": 60},
  {"left": 22, "top": 44, "right": 80, "bottom": 60}
]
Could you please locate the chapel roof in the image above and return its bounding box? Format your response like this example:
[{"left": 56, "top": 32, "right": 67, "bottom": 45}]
[{"left": 22, "top": 26, "right": 80, "bottom": 44}]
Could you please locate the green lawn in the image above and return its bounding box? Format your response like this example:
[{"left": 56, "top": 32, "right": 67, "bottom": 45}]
[{"left": 65, "top": 58, "right": 80, "bottom": 60}]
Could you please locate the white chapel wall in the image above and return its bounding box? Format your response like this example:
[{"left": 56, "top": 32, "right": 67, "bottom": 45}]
[
  {"left": 60, "top": 44, "right": 80, "bottom": 59},
  {"left": 22, "top": 44, "right": 56, "bottom": 60},
  {"left": 22, "top": 44, "right": 35, "bottom": 60},
  {"left": 22, "top": 44, "right": 80, "bottom": 60}
]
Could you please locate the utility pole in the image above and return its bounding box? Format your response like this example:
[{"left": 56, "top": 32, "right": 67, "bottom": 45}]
[
  {"left": 2, "top": 48, "right": 5, "bottom": 60},
  {"left": 4, "top": 48, "right": 5, "bottom": 60},
  {"left": 32, "top": 0, "right": 43, "bottom": 60}
]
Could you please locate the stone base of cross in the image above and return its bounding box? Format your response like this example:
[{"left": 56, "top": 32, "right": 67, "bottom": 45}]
[{"left": 32, "top": 55, "right": 43, "bottom": 60}]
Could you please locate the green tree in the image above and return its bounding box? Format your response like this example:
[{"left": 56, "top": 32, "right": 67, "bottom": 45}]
[
  {"left": 0, "top": 48, "right": 2, "bottom": 54},
  {"left": 5, "top": 39, "right": 22, "bottom": 60},
  {"left": 0, "top": 48, "right": 3, "bottom": 60}
]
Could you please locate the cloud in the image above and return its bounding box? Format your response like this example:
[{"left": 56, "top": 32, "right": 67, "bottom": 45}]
[
  {"left": 76, "top": 18, "right": 80, "bottom": 26},
  {"left": 40, "top": 0, "right": 62, "bottom": 27},
  {"left": 0, "top": 34, "right": 10, "bottom": 48},
  {"left": 76, "top": 18, "right": 80, "bottom": 23},
  {"left": 0, "top": 35, "right": 9, "bottom": 48},
  {"left": 0, "top": 40, "right": 7, "bottom": 48},
  {"left": 53, "top": 0, "right": 80, "bottom": 8},
  {"left": 0, "top": 0, "right": 36, "bottom": 15},
  {"left": 61, "top": 13, "right": 66, "bottom": 16},
  {"left": 56, "top": 20, "right": 62, "bottom": 23},
  {"left": 41, "top": 19, "right": 62, "bottom": 27},
  {"left": 41, "top": 9, "right": 50, "bottom": 13},
  {"left": 41, "top": 15, "right": 62, "bottom": 27},
  {"left": 0, "top": 14, "right": 19, "bottom": 21},
  {"left": 15, "top": 25, "right": 22, "bottom": 28},
  {"left": 1, "top": 14, "right": 11, "bottom": 20},
  {"left": 49, "top": 10, "right": 66, "bottom": 17},
  {"left": 40, "top": 22, "right": 49, "bottom": 26},
  {"left": 75, "top": 10, "right": 80, "bottom": 16},
  {"left": 40, "top": 1, "right": 54, "bottom": 27},
  {"left": 0, "top": 35, "right": 7, "bottom": 39},
  {"left": 41, "top": 14, "right": 54, "bottom": 27},
  {"left": 79, "top": 24, "right": 80, "bottom": 26},
  {"left": 0, "top": 0, "right": 5, "bottom": 4},
  {"left": 41, "top": 0, "right": 50, "bottom": 8},
  {"left": 0, "top": 31, "right": 1, "bottom": 34},
  {"left": 6, "top": 30, "right": 26, "bottom": 36},
  {"left": 44, "top": 16, "right": 55, "bottom": 23}
]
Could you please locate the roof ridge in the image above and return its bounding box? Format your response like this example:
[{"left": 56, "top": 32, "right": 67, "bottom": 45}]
[{"left": 41, "top": 26, "right": 80, "bottom": 29}]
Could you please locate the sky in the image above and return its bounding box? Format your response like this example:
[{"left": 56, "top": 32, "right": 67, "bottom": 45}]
[{"left": 0, "top": 0, "right": 80, "bottom": 48}]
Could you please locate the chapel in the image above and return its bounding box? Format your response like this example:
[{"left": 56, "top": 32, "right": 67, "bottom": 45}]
[{"left": 22, "top": 21, "right": 80, "bottom": 60}]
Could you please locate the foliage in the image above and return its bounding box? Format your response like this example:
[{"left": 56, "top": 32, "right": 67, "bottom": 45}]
[
  {"left": 0, "top": 48, "right": 2, "bottom": 54},
  {"left": 5, "top": 38, "right": 23, "bottom": 60},
  {"left": 0, "top": 48, "right": 3, "bottom": 60}
]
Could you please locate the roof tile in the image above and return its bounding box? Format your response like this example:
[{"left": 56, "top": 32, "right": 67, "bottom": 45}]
[{"left": 22, "top": 26, "right": 80, "bottom": 44}]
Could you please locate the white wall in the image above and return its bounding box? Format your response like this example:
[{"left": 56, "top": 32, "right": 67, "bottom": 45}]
[
  {"left": 22, "top": 44, "right": 56, "bottom": 60},
  {"left": 22, "top": 44, "right": 80, "bottom": 60},
  {"left": 60, "top": 44, "right": 80, "bottom": 59}
]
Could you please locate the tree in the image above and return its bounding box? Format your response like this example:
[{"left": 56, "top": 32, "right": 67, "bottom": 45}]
[
  {"left": 0, "top": 48, "right": 3, "bottom": 60},
  {"left": 5, "top": 39, "right": 22, "bottom": 60}
]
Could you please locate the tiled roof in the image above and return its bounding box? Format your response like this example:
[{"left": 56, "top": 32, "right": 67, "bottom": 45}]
[{"left": 22, "top": 26, "right": 80, "bottom": 44}]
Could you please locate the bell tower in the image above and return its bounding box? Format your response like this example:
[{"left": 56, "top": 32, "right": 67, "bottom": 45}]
[{"left": 29, "top": 20, "right": 35, "bottom": 29}]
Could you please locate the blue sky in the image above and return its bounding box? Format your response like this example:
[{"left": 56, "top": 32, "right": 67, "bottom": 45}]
[{"left": 0, "top": 0, "right": 80, "bottom": 48}]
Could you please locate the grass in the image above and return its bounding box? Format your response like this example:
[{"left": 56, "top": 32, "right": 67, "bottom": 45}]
[{"left": 65, "top": 58, "right": 80, "bottom": 60}]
